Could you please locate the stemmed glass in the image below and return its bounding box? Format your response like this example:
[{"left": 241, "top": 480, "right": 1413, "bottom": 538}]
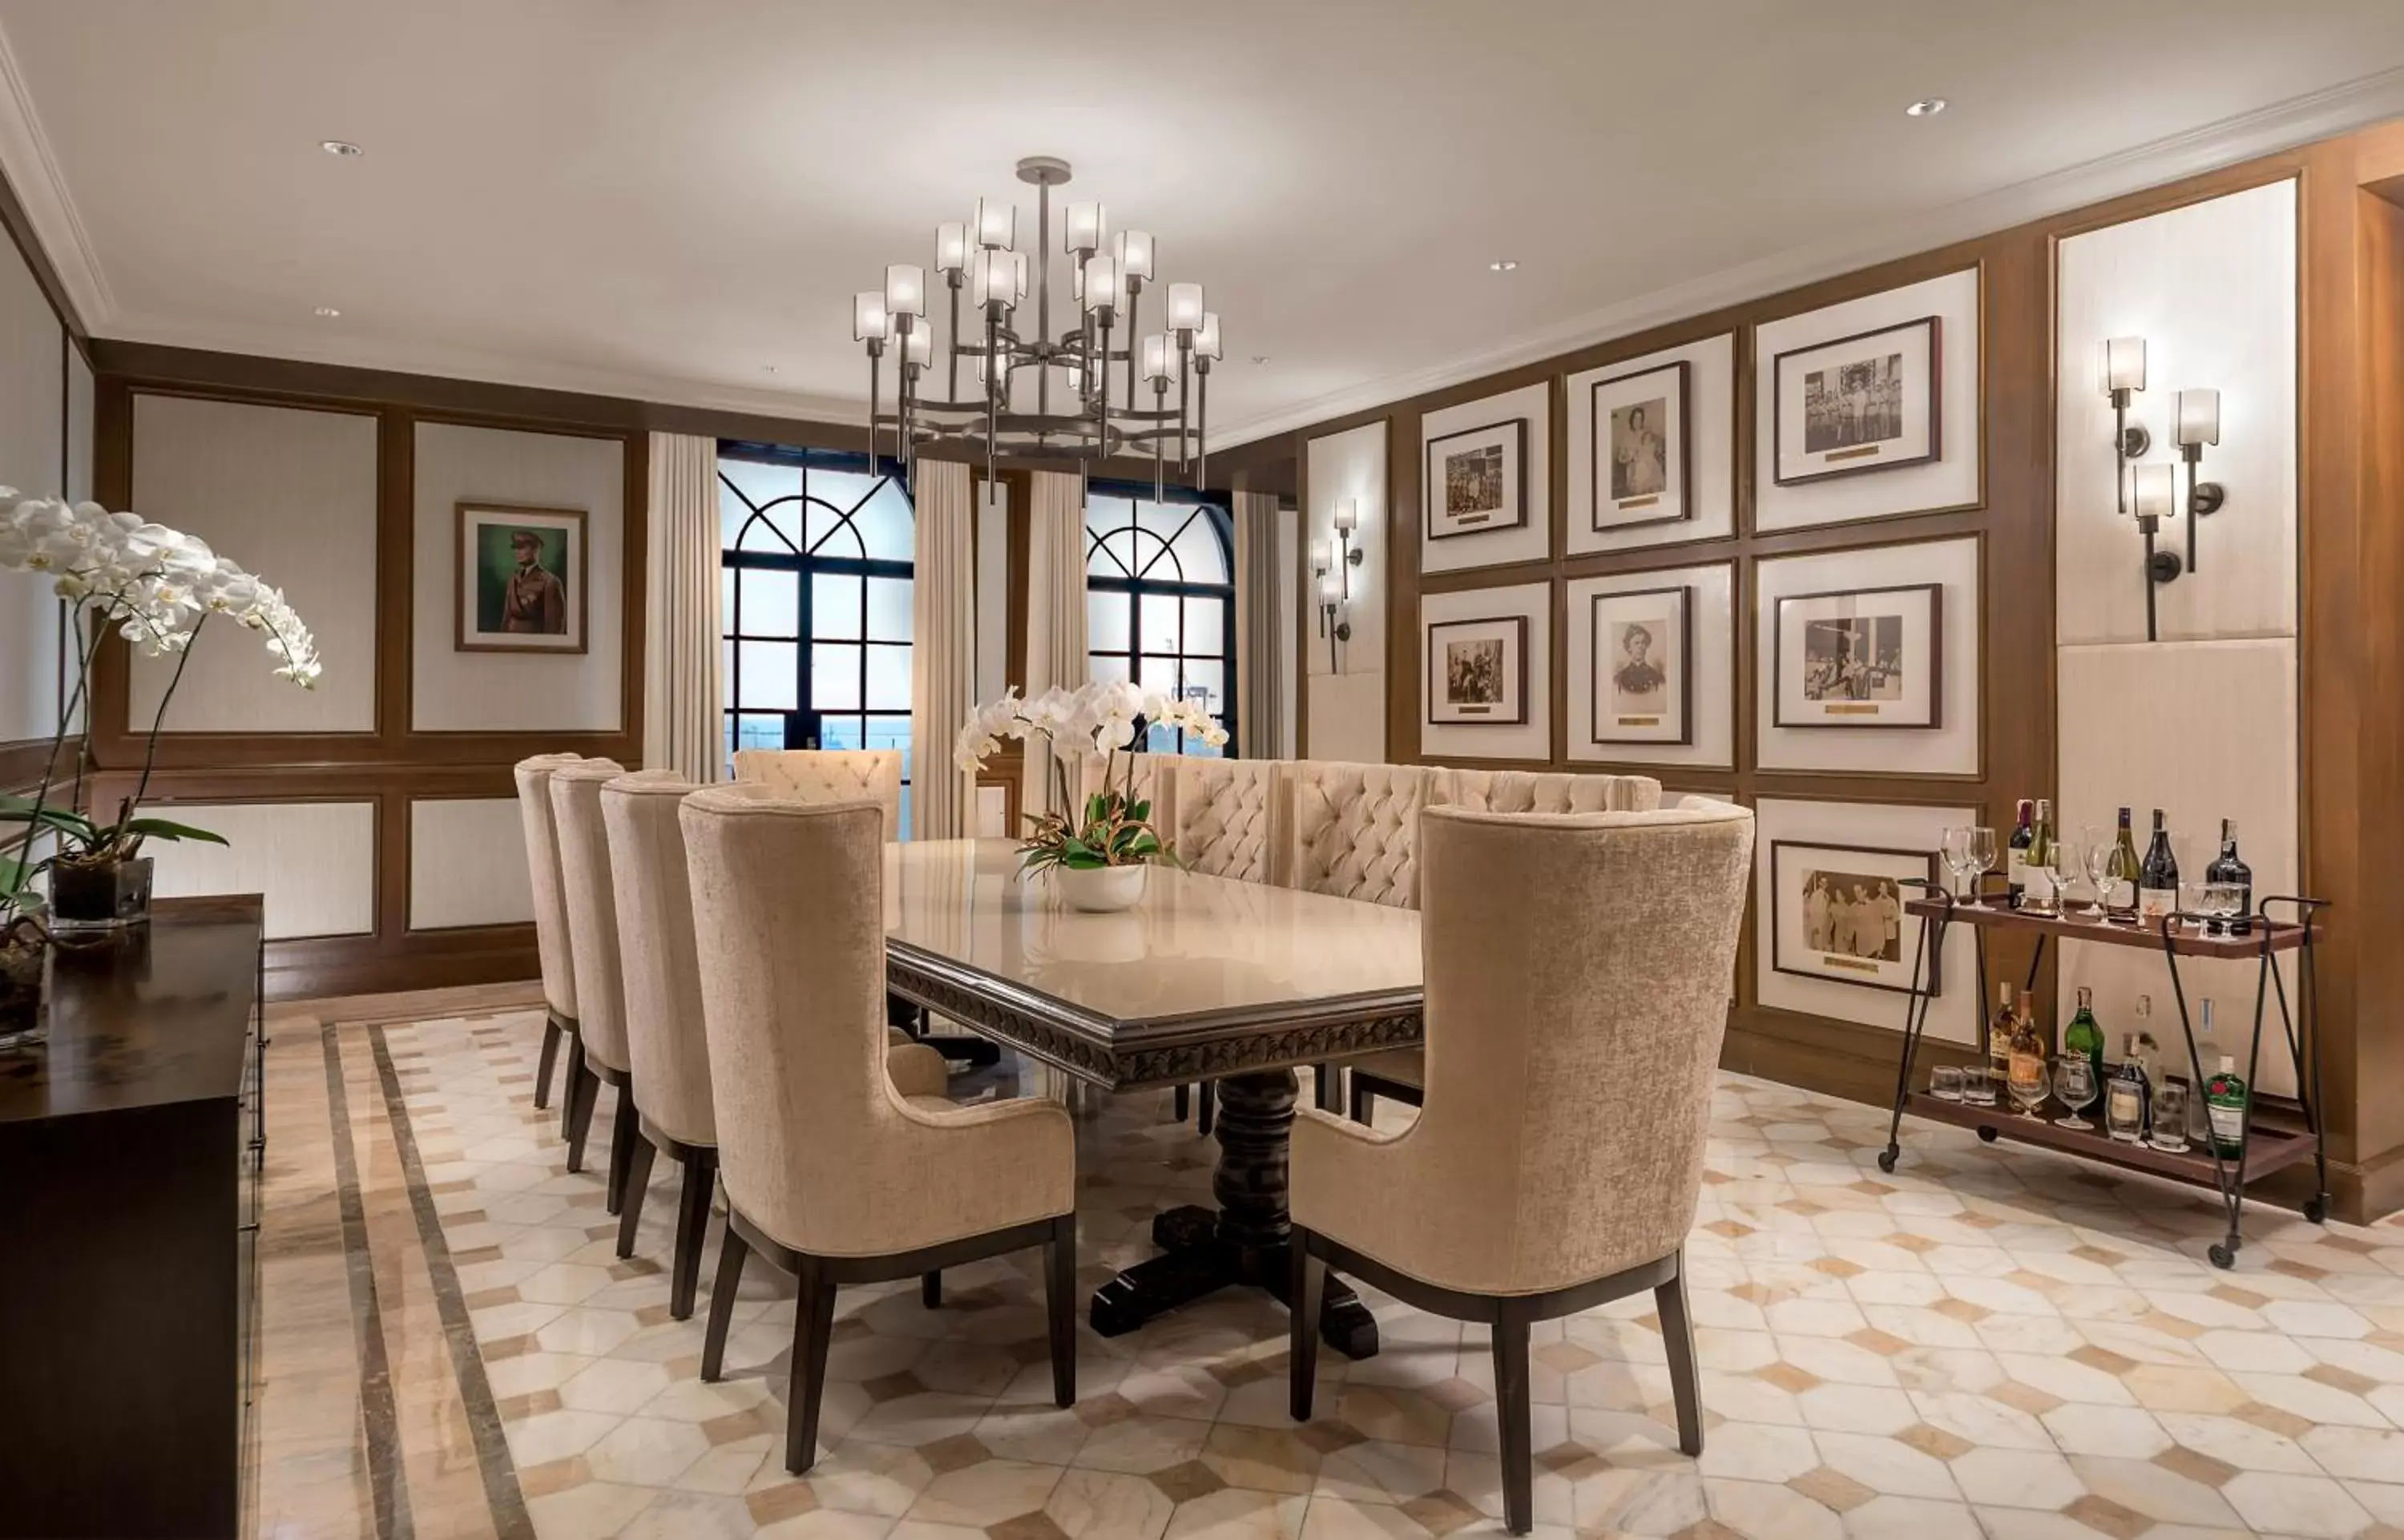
[
  {"left": 1966, "top": 827, "right": 1999, "bottom": 909},
  {"left": 1940, "top": 826, "right": 1978, "bottom": 905},
  {"left": 2079, "top": 825, "right": 2115, "bottom": 921},
  {"left": 2008, "top": 1054, "right": 2050, "bottom": 1120},
  {"left": 2053, "top": 1056, "right": 2099, "bottom": 1131}
]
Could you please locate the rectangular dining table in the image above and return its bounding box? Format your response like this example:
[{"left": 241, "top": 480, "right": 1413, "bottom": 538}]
[{"left": 882, "top": 838, "right": 1422, "bottom": 1357}]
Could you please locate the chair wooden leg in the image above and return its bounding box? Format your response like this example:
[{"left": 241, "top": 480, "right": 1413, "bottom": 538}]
[
  {"left": 668, "top": 1151, "right": 716, "bottom": 1322},
  {"left": 786, "top": 1256, "right": 837, "bottom": 1474},
  {"left": 615, "top": 1132, "right": 657, "bottom": 1259},
  {"left": 605, "top": 1089, "right": 641, "bottom": 1216},
  {"left": 1196, "top": 1082, "right": 1215, "bottom": 1137},
  {"left": 1289, "top": 1233, "right": 1326, "bottom": 1421},
  {"left": 1655, "top": 1252, "right": 1704, "bottom": 1457},
  {"left": 534, "top": 1016, "right": 563, "bottom": 1110},
  {"left": 1493, "top": 1298, "right": 1533, "bottom": 1535},
  {"left": 1348, "top": 1077, "right": 1372, "bottom": 1125},
  {"left": 700, "top": 1224, "right": 748, "bottom": 1382},
  {"left": 921, "top": 1271, "right": 942, "bottom": 1309},
  {"left": 1043, "top": 1212, "right": 1077, "bottom": 1407},
  {"left": 1314, "top": 1065, "right": 1342, "bottom": 1113},
  {"left": 562, "top": 1047, "right": 599, "bottom": 1174},
  {"left": 1173, "top": 1085, "right": 1190, "bottom": 1122}
]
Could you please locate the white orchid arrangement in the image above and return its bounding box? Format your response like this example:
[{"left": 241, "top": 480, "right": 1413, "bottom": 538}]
[
  {"left": 0, "top": 491, "right": 323, "bottom": 924},
  {"left": 953, "top": 679, "right": 1228, "bottom": 873}
]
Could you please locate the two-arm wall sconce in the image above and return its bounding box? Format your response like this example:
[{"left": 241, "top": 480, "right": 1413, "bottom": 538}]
[
  {"left": 2098, "top": 336, "right": 2229, "bottom": 643},
  {"left": 1313, "top": 498, "right": 1367, "bottom": 673},
  {"left": 2174, "top": 387, "right": 2223, "bottom": 571}
]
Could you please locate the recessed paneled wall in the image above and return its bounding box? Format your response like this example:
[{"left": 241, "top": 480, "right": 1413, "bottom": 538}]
[
  {"left": 409, "top": 796, "right": 535, "bottom": 931},
  {"left": 1303, "top": 420, "right": 1387, "bottom": 762},
  {"left": 0, "top": 213, "right": 69, "bottom": 756},
  {"left": 146, "top": 800, "right": 376, "bottom": 940}
]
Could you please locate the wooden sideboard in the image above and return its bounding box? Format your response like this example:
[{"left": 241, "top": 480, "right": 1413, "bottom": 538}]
[{"left": 0, "top": 895, "right": 265, "bottom": 1539}]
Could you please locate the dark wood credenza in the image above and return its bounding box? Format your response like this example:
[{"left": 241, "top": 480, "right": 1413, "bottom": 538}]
[{"left": 0, "top": 895, "right": 265, "bottom": 1539}]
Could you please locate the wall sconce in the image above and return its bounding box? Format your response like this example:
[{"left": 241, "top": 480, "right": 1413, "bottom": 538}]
[
  {"left": 1330, "top": 498, "right": 1365, "bottom": 598},
  {"left": 2098, "top": 335, "right": 2148, "bottom": 514},
  {"left": 2174, "top": 387, "right": 2224, "bottom": 571},
  {"left": 2131, "top": 462, "right": 2182, "bottom": 641},
  {"left": 1313, "top": 539, "right": 1352, "bottom": 673}
]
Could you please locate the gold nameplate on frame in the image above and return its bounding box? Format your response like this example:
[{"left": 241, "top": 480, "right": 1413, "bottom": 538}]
[
  {"left": 1826, "top": 445, "right": 1881, "bottom": 463},
  {"left": 1615, "top": 494, "right": 1660, "bottom": 510},
  {"left": 1822, "top": 954, "right": 1878, "bottom": 974},
  {"left": 1825, "top": 703, "right": 1881, "bottom": 716},
  {"left": 1458, "top": 704, "right": 1491, "bottom": 715},
  {"left": 1615, "top": 715, "right": 1661, "bottom": 728},
  {"left": 1458, "top": 512, "right": 1493, "bottom": 526}
]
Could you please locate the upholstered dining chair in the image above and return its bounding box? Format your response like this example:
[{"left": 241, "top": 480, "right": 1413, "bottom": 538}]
[
  {"left": 680, "top": 789, "right": 1079, "bottom": 1475},
  {"left": 1346, "top": 769, "right": 1666, "bottom": 1123},
  {"left": 512, "top": 752, "right": 583, "bottom": 1125},
  {"left": 732, "top": 748, "right": 902, "bottom": 839},
  {"left": 1287, "top": 800, "right": 1753, "bottom": 1535},
  {"left": 546, "top": 758, "right": 638, "bottom": 1209}
]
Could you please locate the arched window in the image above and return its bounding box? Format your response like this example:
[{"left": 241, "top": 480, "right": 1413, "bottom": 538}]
[
  {"left": 718, "top": 446, "right": 914, "bottom": 832},
  {"left": 1084, "top": 491, "right": 1234, "bottom": 756}
]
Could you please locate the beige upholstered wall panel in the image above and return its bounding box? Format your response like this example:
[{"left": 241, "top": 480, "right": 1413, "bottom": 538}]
[
  {"left": 147, "top": 800, "right": 377, "bottom": 940},
  {"left": 411, "top": 421, "right": 623, "bottom": 732},
  {"left": 1306, "top": 672, "right": 1386, "bottom": 764},
  {"left": 409, "top": 796, "right": 536, "bottom": 930},
  {"left": 0, "top": 224, "right": 63, "bottom": 748},
  {"left": 127, "top": 395, "right": 379, "bottom": 734},
  {"left": 1305, "top": 421, "right": 1386, "bottom": 758}
]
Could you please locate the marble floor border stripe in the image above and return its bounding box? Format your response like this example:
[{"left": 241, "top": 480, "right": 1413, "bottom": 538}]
[
  {"left": 364, "top": 1021, "right": 536, "bottom": 1540},
  {"left": 321, "top": 1022, "right": 415, "bottom": 1540}
]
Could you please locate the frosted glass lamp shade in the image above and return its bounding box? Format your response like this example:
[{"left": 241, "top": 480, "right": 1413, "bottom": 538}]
[
  {"left": 1309, "top": 538, "right": 1331, "bottom": 571},
  {"left": 2175, "top": 388, "right": 2220, "bottom": 446},
  {"left": 971, "top": 249, "right": 1017, "bottom": 311},
  {"left": 974, "top": 196, "right": 1015, "bottom": 250},
  {"left": 1141, "top": 333, "right": 1171, "bottom": 381},
  {"left": 1065, "top": 201, "right": 1104, "bottom": 253},
  {"left": 2132, "top": 462, "right": 2177, "bottom": 521},
  {"left": 905, "top": 327, "right": 932, "bottom": 368},
  {"left": 1318, "top": 570, "right": 1343, "bottom": 604},
  {"left": 1165, "top": 281, "right": 1204, "bottom": 332},
  {"left": 1082, "top": 255, "right": 1120, "bottom": 314},
  {"left": 934, "top": 221, "right": 967, "bottom": 274},
  {"left": 853, "top": 290, "right": 889, "bottom": 343},
  {"left": 1192, "top": 312, "right": 1222, "bottom": 360},
  {"left": 1115, "top": 229, "right": 1156, "bottom": 281},
  {"left": 884, "top": 264, "right": 926, "bottom": 319},
  {"left": 1333, "top": 498, "right": 1359, "bottom": 535},
  {"left": 2099, "top": 335, "right": 2148, "bottom": 395}
]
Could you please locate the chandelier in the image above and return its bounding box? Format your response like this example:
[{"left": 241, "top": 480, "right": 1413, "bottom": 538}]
[{"left": 850, "top": 155, "right": 1223, "bottom": 491}]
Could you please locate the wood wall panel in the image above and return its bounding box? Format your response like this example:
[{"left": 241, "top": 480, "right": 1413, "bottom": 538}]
[{"left": 409, "top": 795, "right": 535, "bottom": 930}]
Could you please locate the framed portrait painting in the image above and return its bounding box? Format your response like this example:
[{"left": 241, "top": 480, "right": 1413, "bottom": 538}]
[
  {"left": 1771, "top": 315, "right": 1941, "bottom": 486},
  {"left": 1773, "top": 582, "right": 1942, "bottom": 728},
  {"left": 1589, "top": 361, "right": 1689, "bottom": 531},
  {"left": 1426, "top": 614, "right": 1529, "bottom": 726},
  {"left": 457, "top": 501, "right": 587, "bottom": 654},
  {"left": 1588, "top": 586, "right": 1692, "bottom": 745},
  {"left": 1769, "top": 840, "right": 1940, "bottom": 996},
  {"left": 1425, "top": 418, "right": 1527, "bottom": 541}
]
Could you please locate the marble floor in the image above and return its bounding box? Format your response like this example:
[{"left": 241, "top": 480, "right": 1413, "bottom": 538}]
[{"left": 249, "top": 990, "right": 2404, "bottom": 1540}]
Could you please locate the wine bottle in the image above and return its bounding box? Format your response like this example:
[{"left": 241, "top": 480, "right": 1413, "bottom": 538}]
[
  {"left": 2064, "top": 986, "right": 2106, "bottom": 1086},
  {"left": 2205, "top": 1054, "right": 2249, "bottom": 1158},
  {"left": 1988, "top": 982, "right": 2019, "bottom": 1086},
  {"left": 2205, "top": 819, "right": 2253, "bottom": 937},
  {"left": 2106, "top": 1033, "right": 2151, "bottom": 1143},
  {"left": 2026, "top": 798, "right": 2058, "bottom": 915},
  {"left": 2138, "top": 808, "right": 2180, "bottom": 925},
  {"left": 2006, "top": 798, "right": 2035, "bottom": 910},
  {"left": 2104, "top": 807, "right": 2141, "bottom": 923}
]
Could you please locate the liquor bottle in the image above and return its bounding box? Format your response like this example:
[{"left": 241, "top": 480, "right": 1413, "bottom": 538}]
[
  {"left": 2206, "top": 819, "right": 2253, "bottom": 937},
  {"left": 2188, "top": 998, "right": 2216, "bottom": 1144},
  {"left": 2007, "top": 1005, "right": 2050, "bottom": 1117},
  {"left": 2026, "top": 798, "right": 2059, "bottom": 915},
  {"left": 2106, "top": 1033, "right": 2152, "bottom": 1143},
  {"left": 2205, "top": 1054, "right": 2250, "bottom": 1157},
  {"left": 2104, "top": 807, "right": 2142, "bottom": 923},
  {"left": 2064, "top": 986, "right": 2106, "bottom": 1086},
  {"left": 2006, "top": 799, "right": 2035, "bottom": 909},
  {"left": 2137, "top": 808, "right": 2180, "bottom": 925},
  {"left": 1988, "top": 982, "right": 2019, "bottom": 1086}
]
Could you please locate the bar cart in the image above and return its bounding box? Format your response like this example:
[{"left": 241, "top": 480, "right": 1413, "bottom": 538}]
[{"left": 1878, "top": 885, "right": 2329, "bottom": 1269}]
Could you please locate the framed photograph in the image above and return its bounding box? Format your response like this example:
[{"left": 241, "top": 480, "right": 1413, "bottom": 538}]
[
  {"left": 456, "top": 501, "right": 587, "bottom": 654},
  {"left": 1773, "top": 582, "right": 1942, "bottom": 728},
  {"left": 1771, "top": 315, "right": 1941, "bottom": 486},
  {"left": 1590, "top": 361, "right": 1689, "bottom": 531},
  {"left": 1425, "top": 419, "right": 1527, "bottom": 541},
  {"left": 1426, "top": 614, "right": 1530, "bottom": 726},
  {"left": 1769, "top": 840, "right": 1941, "bottom": 996},
  {"left": 1588, "top": 586, "right": 1692, "bottom": 745}
]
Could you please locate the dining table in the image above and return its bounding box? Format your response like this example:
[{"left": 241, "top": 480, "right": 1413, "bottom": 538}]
[{"left": 882, "top": 838, "right": 1423, "bottom": 1358}]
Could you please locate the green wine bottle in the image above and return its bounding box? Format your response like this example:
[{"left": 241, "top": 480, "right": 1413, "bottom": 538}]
[
  {"left": 2205, "top": 1054, "right": 2249, "bottom": 1158},
  {"left": 2064, "top": 986, "right": 2106, "bottom": 1086}
]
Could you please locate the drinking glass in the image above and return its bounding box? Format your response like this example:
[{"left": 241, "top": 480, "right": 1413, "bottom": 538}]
[
  {"left": 2201, "top": 881, "right": 2246, "bottom": 937},
  {"left": 2052, "top": 1056, "right": 2099, "bottom": 1131},
  {"left": 2150, "top": 1082, "right": 2190, "bottom": 1152},
  {"left": 2079, "top": 826, "right": 2115, "bottom": 921},
  {"left": 2008, "top": 1059, "right": 2049, "bottom": 1120},
  {"left": 1966, "top": 827, "right": 1999, "bottom": 909},
  {"left": 1940, "top": 825, "right": 1977, "bottom": 903},
  {"left": 2180, "top": 882, "right": 2212, "bottom": 934},
  {"left": 1930, "top": 1066, "right": 1964, "bottom": 1102},
  {"left": 1962, "top": 1065, "right": 1997, "bottom": 1107}
]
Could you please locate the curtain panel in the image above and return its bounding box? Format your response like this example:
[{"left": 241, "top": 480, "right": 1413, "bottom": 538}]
[
  {"left": 910, "top": 458, "right": 977, "bottom": 840},
  {"left": 1232, "top": 490, "right": 1285, "bottom": 759},
  {"left": 1020, "top": 470, "right": 1088, "bottom": 818},
  {"left": 642, "top": 431, "right": 722, "bottom": 783}
]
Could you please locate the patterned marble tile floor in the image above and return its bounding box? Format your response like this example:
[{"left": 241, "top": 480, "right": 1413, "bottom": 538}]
[{"left": 249, "top": 993, "right": 2404, "bottom": 1540}]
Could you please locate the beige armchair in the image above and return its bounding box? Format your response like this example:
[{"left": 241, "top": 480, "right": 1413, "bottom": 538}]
[
  {"left": 546, "top": 760, "right": 630, "bottom": 1193},
  {"left": 511, "top": 752, "right": 583, "bottom": 1127},
  {"left": 1288, "top": 801, "right": 1754, "bottom": 1535},
  {"left": 679, "top": 790, "right": 1079, "bottom": 1475},
  {"left": 732, "top": 748, "right": 902, "bottom": 840}
]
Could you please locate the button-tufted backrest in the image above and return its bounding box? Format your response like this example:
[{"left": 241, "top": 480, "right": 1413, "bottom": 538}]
[
  {"left": 1284, "top": 760, "right": 1438, "bottom": 909},
  {"left": 1434, "top": 768, "right": 1664, "bottom": 816},
  {"left": 731, "top": 749, "right": 902, "bottom": 841},
  {"left": 513, "top": 752, "right": 584, "bottom": 1019},
  {"left": 547, "top": 758, "right": 631, "bottom": 1073},
  {"left": 1171, "top": 759, "right": 1281, "bottom": 885}
]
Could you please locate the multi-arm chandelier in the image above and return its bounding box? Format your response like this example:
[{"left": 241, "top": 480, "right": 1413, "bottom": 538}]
[{"left": 850, "top": 155, "right": 1223, "bottom": 491}]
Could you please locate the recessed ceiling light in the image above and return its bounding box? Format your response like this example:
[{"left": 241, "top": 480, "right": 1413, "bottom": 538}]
[
  {"left": 1489, "top": 260, "right": 1519, "bottom": 272},
  {"left": 1905, "top": 99, "right": 1947, "bottom": 118},
  {"left": 1250, "top": 354, "right": 1270, "bottom": 365},
  {"left": 320, "top": 139, "right": 363, "bottom": 157},
  {"left": 313, "top": 305, "right": 341, "bottom": 318},
  {"left": 763, "top": 364, "right": 780, "bottom": 374}
]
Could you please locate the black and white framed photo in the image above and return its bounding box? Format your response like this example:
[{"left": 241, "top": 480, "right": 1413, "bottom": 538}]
[
  {"left": 1590, "top": 361, "right": 1689, "bottom": 531},
  {"left": 1424, "top": 419, "right": 1527, "bottom": 541},
  {"left": 1772, "top": 316, "right": 1942, "bottom": 486},
  {"left": 1773, "top": 582, "right": 1942, "bottom": 729},
  {"left": 1588, "top": 586, "right": 1692, "bottom": 745},
  {"left": 1426, "top": 614, "right": 1530, "bottom": 726},
  {"left": 1769, "top": 840, "right": 1941, "bottom": 996}
]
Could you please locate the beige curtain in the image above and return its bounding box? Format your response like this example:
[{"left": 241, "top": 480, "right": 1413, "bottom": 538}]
[
  {"left": 910, "top": 458, "right": 976, "bottom": 840},
  {"left": 1232, "top": 490, "right": 1285, "bottom": 759},
  {"left": 642, "top": 431, "right": 722, "bottom": 782},
  {"left": 1020, "top": 470, "right": 1087, "bottom": 817}
]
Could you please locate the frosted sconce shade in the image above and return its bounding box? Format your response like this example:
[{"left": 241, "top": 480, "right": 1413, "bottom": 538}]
[
  {"left": 934, "top": 221, "right": 967, "bottom": 274},
  {"left": 884, "top": 264, "right": 926, "bottom": 318},
  {"left": 1141, "top": 333, "right": 1172, "bottom": 381},
  {"left": 1082, "top": 255, "right": 1119, "bottom": 314},
  {"left": 1333, "top": 498, "right": 1359, "bottom": 534},
  {"left": 853, "top": 290, "right": 889, "bottom": 343},
  {"left": 905, "top": 327, "right": 932, "bottom": 368},
  {"left": 974, "top": 196, "right": 1015, "bottom": 250},
  {"left": 971, "top": 249, "right": 1017, "bottom": 311},
  {"left": 1309, "top": 538, "right": 1331, "bottom": 570},
  {"left": 1115, "top": 229, "right": 1156, "bottom": 281},
  {"left": 2176, "top": 388, "right": 2221, "bottom": 446},
  {"left": 1166, "top": 281, "right": 1204, "bottom": 332},
  {"left": 2099, "top": 335, "right": 2148, "bottom": 394},
  {"left": 1192, "top": 312, "right": 1221, "bottom": 360},
  {"left": 1065, "top": 201, "right": 1104, "bottom": 253},
  {"left": 1318, "top": 570, "right": 1343, "bottom": 604},
  {"left": 2132, "top": 462, "right": 2177, "bottom": 521}
]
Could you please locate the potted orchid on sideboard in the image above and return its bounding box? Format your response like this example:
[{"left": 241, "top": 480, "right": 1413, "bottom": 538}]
[
  {"left": 954, "top": 679, "right": 1227, "bottom": 913},
  {"left": 0, "top": 490, "right": 320, "bottom": 1047}
]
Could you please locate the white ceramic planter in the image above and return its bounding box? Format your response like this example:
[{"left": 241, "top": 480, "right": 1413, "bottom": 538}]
[{"left": 1052, "top": 862, "right": 1148, "bottom": 914}]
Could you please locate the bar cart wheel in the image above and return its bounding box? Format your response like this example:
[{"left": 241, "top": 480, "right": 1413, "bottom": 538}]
[
  {"left": 1977, "top": 1127, "right": 1998, "bottom": 1143},
  {"left": 2303, "top": 1196, "right": 2328, "bottom": 1224},
  {"left": 1876, "top": 1150, "right": 1898, "bottom": 1173},
  {"left": 2208, "top": 1243, "right": 2237, "bottom": 1269}
]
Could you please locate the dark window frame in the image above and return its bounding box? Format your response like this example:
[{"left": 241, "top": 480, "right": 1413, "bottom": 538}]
[{"left": 1083, "top": 484, "right": 1237, "bottom": 757}]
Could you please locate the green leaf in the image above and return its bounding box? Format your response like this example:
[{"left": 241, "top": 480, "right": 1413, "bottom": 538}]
[
  {"left": 117, "top": 817, "right": 228, "bottom": 846},
  {"left": 1058, "top": 849, "right": 1109, "bottom": 869},
  {"left": 1130, "top": 799, "right": 1150, "bottom": 824},
  {"left": 0, "top": 797, "right": 97, "bottom": 841}
]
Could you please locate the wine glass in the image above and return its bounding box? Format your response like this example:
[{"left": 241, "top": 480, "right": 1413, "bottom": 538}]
[
  {"left": 1966, "top": 827, "right": 1999, "bottom": 909},
  {"left": 1940, "top": 826, "right": 1977, "bottom": 902},
  {"left": 2008, "top": 1056, "right": 2049, "bottom": 1120},
  {"left": 2201, "top": 881, "right": 2245, "bottom": 937},
  {"left": 2079, "top": 826, "right": 2115, "bottom": 921},
  {"left": 2052, "top": 1056, "right": 2099, "bottom": 1131}
]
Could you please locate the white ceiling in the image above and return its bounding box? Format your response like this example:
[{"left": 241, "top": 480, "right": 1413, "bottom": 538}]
[{"left": 2, "top": 1, "right": 2402, "bottom": 450}]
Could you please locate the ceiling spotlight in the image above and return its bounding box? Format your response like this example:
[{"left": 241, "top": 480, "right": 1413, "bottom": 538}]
[
  {"left": 1905, "top": 99, "right": 1947, "bottom": 118},
  {"left": 1250, "top": 355, "right": 1270, "bottom": 365},
  {"left": 320, "top": 139, "right": 364, "bottom": 156},
  {"left": 1489, "top": 259, "right": 1519, "bottom": 272},
  {"left": 313, "top": 305, "right": 341, "bottom": 318},
  {"left": 763, "top": 365, "right": 780, "bottom": 374}
]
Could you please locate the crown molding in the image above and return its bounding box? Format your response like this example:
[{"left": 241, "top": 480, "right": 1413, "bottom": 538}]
[
  {"left": 1209, "top": 66, "right": 2404, "bottom": 452},
  {"left": 0, "top": 19, "right": 110, "bottom": 330}
]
